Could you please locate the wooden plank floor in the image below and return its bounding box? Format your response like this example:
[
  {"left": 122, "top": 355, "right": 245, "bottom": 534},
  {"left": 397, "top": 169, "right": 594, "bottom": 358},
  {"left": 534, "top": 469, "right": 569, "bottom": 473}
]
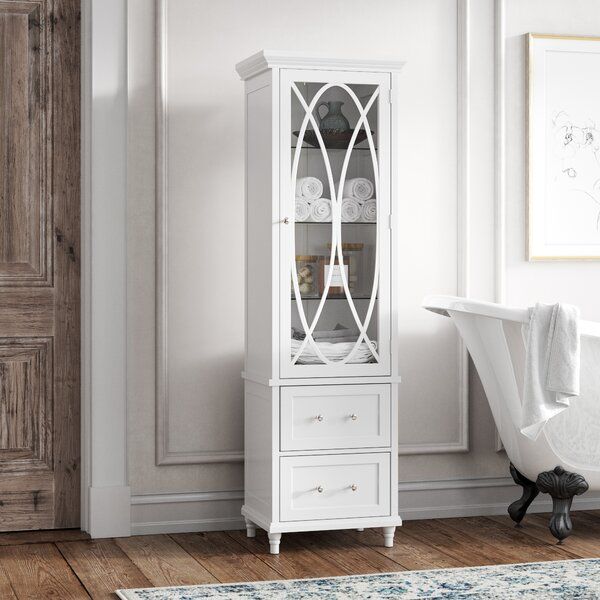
[{"left": 3, "top": 511, "right": 600, "bottom": 598}]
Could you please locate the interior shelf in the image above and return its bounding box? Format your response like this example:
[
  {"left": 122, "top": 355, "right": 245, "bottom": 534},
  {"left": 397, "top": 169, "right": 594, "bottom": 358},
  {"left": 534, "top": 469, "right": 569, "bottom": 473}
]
[
  {"left": 293, "top": 146, "right": 377, "bottom": 151},
  {"left": 294, "top": 295, "right": 377, "bottom": 300},
  {"left": 295, "top": 221, "right": 377, "bottom": 225}
]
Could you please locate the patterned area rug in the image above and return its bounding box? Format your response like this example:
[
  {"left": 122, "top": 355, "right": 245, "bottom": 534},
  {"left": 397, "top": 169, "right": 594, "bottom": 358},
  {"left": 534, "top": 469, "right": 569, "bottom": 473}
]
[{"left": 116, "top": 558, "right": 600, "bottom": 599}]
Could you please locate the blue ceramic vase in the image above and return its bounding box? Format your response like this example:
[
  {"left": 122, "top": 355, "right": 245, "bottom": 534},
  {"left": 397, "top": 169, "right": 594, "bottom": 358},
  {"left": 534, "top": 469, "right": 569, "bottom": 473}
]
[{"left": 316, "top": 100, "right": 350, "bottom": 134}]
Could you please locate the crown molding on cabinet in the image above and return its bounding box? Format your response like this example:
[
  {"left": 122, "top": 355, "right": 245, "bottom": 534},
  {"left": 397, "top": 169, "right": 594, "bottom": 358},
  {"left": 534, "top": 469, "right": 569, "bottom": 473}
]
[{"left": 235, "top": 50, "right": 406, "bottom": 80}]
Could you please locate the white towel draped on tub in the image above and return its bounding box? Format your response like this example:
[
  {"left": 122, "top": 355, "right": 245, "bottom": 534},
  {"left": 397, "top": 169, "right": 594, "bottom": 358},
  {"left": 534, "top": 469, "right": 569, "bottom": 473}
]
[
  {"left": 295, "top": 177, "right": 323, "bottom": 201},
  {"left": 521, "top": 302, "right": 581, "bottom": 440},
  {"left": 343, "top": 178, "right": 373, "bottom": 202}
]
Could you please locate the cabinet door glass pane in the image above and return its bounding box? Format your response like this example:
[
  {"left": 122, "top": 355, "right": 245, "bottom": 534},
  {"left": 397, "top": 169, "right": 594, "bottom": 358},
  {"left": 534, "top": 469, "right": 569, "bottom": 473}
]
[{"left": 290, "top": 81, "right": 381, "bottom": 366}]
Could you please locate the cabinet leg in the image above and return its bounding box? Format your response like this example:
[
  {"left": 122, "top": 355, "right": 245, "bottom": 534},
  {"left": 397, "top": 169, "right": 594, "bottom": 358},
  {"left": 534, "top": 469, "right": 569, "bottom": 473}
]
[
  {"left": 382, "top": 526, "right": 395, "bottom": 548},
  {"left": 245, "top": 518, "right": 256, "bottom": 538},
  {"left": 356, "top": 528, "right": 364, "bottom": 532},
  {"left": 268, "top": 532, "right": 282, "bottom": 554}
]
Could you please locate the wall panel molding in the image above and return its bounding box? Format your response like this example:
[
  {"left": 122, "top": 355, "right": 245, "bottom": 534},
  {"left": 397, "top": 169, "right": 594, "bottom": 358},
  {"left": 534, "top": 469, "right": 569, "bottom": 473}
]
[
  {"left": 155, "top": 0, "right": 243, "bottom": 465},
  {"left": 158, "top": 0, "right": 471, "bottom": 462},
  {"left": 398, "top": 0, "right": 470, "bottom": 455},
  {"left": 494, "top": 0, "right": 507, "bottom": 453},
  {"left": 494, "top": 0, "right": 507, "bottom": 306}
]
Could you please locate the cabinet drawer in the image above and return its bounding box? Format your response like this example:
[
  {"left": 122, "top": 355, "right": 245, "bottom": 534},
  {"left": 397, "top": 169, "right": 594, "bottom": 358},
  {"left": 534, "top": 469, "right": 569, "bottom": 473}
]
[
  {"left": 280, "top": 453, "right": 390, "bottom": 522},
  {"left": 280, "top": 384, "right": 390, "bottom": 451}
]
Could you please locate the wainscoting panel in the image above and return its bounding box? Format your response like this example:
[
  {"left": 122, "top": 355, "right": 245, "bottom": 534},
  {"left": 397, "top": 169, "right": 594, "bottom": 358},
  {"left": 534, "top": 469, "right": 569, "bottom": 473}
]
[
  {"left": 396, "top": 0, "right": 469, "bottom": 455},
  {"left": 155, "top": 0, "right": 244, "bottom": 466}
]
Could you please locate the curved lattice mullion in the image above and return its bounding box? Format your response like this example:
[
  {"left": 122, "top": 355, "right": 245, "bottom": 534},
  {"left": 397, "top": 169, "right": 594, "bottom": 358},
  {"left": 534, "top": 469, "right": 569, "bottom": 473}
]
[
  {"left": 327, "top": 86, "right": 381, "bottom": 363},
  {"left": 290, "top": 83, "right": 341, "bottom": 364},
  {"left": 341, "top": 88, "right": 382, "bottom": 363},
  {"left": 309, "top": 84, "right": 380, "bottom": 363}
]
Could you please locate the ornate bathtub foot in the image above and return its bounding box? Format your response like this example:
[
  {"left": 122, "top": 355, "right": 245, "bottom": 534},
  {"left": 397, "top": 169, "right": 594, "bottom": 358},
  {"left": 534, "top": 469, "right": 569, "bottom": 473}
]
[
  {"left": 508, "top": 463, "right": 539, "bottom": 526},
  {"left": 536, "top": 466, "right": 589, "bottom": 544}
]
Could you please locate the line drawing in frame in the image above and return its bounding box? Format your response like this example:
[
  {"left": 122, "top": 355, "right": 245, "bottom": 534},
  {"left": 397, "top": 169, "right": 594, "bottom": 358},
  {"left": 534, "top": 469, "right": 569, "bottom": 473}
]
[{"left": 528, "top": 33, "right": 600, "bottom": 261}]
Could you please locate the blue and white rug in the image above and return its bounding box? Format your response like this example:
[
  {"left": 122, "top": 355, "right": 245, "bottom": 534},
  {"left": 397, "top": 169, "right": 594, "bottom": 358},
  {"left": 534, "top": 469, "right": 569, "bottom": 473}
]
[{"left": 116, "top": 558, "right": 600, "bottom": 599}]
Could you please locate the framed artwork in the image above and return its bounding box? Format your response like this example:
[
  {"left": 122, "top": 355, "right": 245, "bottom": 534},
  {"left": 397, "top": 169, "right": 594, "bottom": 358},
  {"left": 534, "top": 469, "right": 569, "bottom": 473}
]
[{"left": 528, "top": 34, "right": 600, "bottom": 260}]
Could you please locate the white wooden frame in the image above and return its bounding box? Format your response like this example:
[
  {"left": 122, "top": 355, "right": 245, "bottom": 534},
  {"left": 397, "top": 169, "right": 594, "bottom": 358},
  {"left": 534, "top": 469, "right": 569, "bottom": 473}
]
[
  {"left": 279, "top": 69, "right": 392, "bottom": 379},
  {"left": 80, "top": 0, "right": 131, "bottom": 537}
]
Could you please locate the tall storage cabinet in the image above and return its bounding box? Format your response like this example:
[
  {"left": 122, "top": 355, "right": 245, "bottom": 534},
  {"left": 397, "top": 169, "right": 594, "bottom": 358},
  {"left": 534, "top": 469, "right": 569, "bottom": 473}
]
[{"left": 237, "top": 51, "right": 403, "bottom": 554}]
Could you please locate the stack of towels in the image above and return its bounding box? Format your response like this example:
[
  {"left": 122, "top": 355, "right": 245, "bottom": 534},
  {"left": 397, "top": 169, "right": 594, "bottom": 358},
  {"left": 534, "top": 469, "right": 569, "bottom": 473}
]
[
  {"left": 291, "top": 325, "right": 376, "bottom": 364},
  {"left": 342, "top": 178, "right": 377, "bottom": 223},
  {"left": 295, "top": 177, "right": 332, "bottom": 222},
  {"left": 295, "top": 177, "right": 377, "bottom": 223}
]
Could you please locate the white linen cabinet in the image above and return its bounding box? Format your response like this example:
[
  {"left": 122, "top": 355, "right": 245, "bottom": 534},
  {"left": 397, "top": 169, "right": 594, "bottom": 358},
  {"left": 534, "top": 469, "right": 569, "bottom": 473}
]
[{"left": 236, "top": 51, "right": 403, "bottom": 554}]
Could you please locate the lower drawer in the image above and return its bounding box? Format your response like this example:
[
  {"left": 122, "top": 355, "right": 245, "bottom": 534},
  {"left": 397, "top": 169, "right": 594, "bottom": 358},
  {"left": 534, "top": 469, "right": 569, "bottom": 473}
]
[{"left": 280, "top": 453, "right": 390, "bottom": 522}]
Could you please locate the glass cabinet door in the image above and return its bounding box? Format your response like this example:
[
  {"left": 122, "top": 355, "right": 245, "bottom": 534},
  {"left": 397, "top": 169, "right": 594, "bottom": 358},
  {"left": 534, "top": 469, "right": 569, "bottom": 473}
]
[{"left": 280, "top": 70, "right": 391, "bottom": 378}]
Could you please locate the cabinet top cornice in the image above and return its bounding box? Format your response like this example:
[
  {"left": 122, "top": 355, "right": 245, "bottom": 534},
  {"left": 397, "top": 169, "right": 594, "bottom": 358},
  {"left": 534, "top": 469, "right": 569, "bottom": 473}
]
[{"left": 235, "top": 50, "right": 405, "bottom": 80}]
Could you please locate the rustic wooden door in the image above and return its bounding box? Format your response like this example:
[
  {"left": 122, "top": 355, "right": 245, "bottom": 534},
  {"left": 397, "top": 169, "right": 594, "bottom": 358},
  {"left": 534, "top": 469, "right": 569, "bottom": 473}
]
[{"left": 0, "top": 0, "right": 80, "bottom": 530}]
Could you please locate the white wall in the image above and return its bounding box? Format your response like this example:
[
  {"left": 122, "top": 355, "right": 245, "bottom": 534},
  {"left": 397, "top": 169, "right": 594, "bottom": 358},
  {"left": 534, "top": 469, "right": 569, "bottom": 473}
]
[
  {"left": 504, "top": 0, "right": 600, "bottom": 314},
  {"left": 127, "top": 0, "right": 600, "bottom": 534}
]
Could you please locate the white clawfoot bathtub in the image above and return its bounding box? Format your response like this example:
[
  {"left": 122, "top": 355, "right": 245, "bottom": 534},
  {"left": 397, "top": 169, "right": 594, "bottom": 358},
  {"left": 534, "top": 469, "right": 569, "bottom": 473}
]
[{"left": 423, "top": 295, "right": 600, "bottom": 541}]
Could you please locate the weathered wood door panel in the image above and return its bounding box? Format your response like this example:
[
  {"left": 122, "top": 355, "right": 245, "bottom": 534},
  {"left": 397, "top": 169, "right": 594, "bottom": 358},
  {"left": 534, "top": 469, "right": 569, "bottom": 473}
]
[{"left": 0, "top": 0, "right": 80, "bottom": 530}]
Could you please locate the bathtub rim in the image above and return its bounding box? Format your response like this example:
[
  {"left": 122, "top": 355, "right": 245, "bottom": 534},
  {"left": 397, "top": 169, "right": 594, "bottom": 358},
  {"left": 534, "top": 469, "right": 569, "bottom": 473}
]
[{"left": 422, "top": 295, "right": 600, "bottom": 338}]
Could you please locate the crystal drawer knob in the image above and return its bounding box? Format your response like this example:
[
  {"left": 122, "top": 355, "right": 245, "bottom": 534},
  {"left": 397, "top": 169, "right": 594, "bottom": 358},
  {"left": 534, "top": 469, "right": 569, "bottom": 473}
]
[
  {"left": 350, "top": 484, "right": 358, "bottom": 491},
  {"left": 316, "top": 415, "right": 324, "bottom": 422},
  {"left": 350, "top": 414, "right": 358, "bottom": 421},
  {"left": 317, "top": 486, "right": 324, "bottom": 493}
]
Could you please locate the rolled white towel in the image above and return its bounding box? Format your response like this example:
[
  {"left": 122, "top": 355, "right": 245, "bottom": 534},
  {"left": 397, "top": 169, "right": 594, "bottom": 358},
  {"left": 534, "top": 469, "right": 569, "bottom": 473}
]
[
  {"left": 362, "top": 199, "right": 377, "bottom": 222},
  {"left": 295, "top": 197, "right": 310, "bottom": 222},
  {"left": 310, "top": 198, "right": 332, "bottom": 222},
  {"left": 343, "top": 178, "right": 374, "bottom": 202},
  {"left": 295, "top": 177, "right": 323, "bottom": 201},
  {"left": 341, "top": 197, "right": 361, "bottom": 222}
]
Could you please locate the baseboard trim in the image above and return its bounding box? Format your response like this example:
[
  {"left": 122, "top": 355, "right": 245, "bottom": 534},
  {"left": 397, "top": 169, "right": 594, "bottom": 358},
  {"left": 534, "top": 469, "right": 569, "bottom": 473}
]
[
  {"left": 398, "top": 476, "right": 513, "bottom": 492},
  {"left": 401, "top": 496, "right": 600, "bottom": 520},
  {"left": 130, "top": 477, "right": 600, "bottom": 535},
  {"left": 88, "top": 485, "right": 131, "bottom": 538},
  {"left": 131, "top": 516, "right": 245, "bottom": 535},
  {"left": 131, "top": 490, "right": 243, "bottom": 505}
]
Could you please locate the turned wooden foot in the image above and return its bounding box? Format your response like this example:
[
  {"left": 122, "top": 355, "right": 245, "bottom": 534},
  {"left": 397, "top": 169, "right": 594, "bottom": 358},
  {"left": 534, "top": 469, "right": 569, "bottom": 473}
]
[
  {"left": 508, "top": 463, "right": 539, "bottom": 526},
  {"left": 536, "top": 466, "right": 589, "bottom": 543},
  {"left": 245, "top": 518, "right": 256, "bottom": 538},
  {"left": 382, "top": 526, "right": 395, "bottom": 548},
  {"left": 356, "top": 528, "right": 365, "bottom": 532},
  {"left": 268, "top": 532, "right": 281, "bottom": 554}
]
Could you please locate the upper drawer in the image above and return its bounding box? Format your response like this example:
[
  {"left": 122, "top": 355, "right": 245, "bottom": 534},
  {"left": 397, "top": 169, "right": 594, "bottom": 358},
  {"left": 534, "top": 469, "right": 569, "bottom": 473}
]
[{"left": 280, "top": 384, "right": 391, "bottom": 451}]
